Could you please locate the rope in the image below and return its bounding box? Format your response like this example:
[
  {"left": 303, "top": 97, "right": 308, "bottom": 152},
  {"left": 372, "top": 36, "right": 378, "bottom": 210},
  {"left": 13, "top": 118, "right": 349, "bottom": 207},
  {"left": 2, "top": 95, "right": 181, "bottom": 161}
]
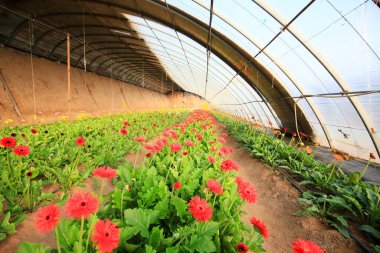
[{"left": 29, "top": 20, "right": 37, "bottom": 118}]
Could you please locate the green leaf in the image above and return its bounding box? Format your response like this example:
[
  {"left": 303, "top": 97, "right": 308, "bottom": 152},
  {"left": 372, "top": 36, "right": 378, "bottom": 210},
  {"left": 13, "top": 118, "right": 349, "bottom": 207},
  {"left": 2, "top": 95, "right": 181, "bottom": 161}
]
[
  {"left": 196, "top": 221, "right": 219, "bottom": 238},
  {"left": 124, "top": 208, "right": 160, "bottom": 238},
  {"left": 17, "top": 242, "right": 51, "bottom": 253},
  {"left": 172, "top": 196, "right": 188, "bottom": 219},
  {"left": 360, "top": 224, "right": 380, "bottom": 239},
  {"left": 188, "top": 235, "right": 216, "bottom": 253},
  {"left": 150, "top": 226, "right": 164, "bottom": 248},
  {"left": 165, "top": 246, "right": 180, "bottom": 253},
  {"left": 145, "top": 245, "right": 157, "bottom": 253}
]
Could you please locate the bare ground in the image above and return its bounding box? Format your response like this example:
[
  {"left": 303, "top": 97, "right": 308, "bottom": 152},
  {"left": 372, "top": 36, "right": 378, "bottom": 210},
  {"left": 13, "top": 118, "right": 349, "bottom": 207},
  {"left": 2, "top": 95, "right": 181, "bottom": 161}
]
[{"left": 224, "top": 131, "right": 361, "bottom": 253}]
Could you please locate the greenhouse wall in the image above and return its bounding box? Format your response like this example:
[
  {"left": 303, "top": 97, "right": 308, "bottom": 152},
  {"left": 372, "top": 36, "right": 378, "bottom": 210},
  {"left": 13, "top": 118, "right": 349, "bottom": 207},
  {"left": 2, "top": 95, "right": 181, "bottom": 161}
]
[{"left": 0, "top": 47, "right": 205, "bottom": 125}]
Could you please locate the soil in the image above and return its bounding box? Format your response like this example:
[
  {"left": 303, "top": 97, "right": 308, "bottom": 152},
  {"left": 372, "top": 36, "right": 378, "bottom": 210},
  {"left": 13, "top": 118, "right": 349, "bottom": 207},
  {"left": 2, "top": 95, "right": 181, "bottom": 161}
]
[
  {"left": 224, "top": 131, "right": 362, "bottom": 253},
  {"left": 0, "top": 126, "right": 362, "bottom": 253}
]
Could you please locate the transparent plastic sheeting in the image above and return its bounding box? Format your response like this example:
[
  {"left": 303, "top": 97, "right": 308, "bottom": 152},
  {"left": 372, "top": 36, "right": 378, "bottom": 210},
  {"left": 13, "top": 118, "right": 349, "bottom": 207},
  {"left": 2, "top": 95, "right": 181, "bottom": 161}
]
[
  {"left": 126, "top": 14, "right": 281, "bottom": 129},
  {"left": 152, "top": 0, "right": 380, "bottom": 162}
]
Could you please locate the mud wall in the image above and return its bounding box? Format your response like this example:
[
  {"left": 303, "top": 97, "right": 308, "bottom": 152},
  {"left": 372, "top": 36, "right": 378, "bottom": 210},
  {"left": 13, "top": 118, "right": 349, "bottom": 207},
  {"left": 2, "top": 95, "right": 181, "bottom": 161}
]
[{"left": 0, "top": 47, "right": 205, "bottom": 126}]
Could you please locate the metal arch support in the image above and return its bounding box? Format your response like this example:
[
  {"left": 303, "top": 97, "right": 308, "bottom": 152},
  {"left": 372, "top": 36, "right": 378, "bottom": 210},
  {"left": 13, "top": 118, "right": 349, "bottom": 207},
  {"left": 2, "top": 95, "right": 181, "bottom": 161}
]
[
  {"left": 78, "top": 0, "right": 283, "bottom": 124},
  {"left": 192, "top": 0, "right": 332, "bottom": 146},
  {"left": 252, "top": 0, "right": 379, "bottom": 158}
]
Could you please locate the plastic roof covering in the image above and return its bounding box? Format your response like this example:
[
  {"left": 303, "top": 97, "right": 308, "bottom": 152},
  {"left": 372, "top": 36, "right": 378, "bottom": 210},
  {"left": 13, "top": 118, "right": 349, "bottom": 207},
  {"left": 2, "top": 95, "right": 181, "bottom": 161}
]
[
  {"left": 124, "top": 0, "right": 380, "bottom": 162},
  {"left": 0, "top": 0, "right": 379, "bottom": 162}
]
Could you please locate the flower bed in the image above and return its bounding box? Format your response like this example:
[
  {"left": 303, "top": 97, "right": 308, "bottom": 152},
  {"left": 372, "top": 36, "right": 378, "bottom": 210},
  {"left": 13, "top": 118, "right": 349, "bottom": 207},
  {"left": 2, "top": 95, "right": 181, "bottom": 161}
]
[
  {"left": 0, "top": 112, "right": 185, "bottom": 241},
  {"left": 2, "top": 110, "right": 327, "bottom": 252},
  {"left": 215, "top": 113, "right": 380, "bottom": 251}
]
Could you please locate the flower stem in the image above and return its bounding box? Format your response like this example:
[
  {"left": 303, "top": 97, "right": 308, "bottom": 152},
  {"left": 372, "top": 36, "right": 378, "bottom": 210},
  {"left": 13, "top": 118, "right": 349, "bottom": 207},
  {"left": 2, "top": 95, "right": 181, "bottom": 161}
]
[
  {"left": 54, "top": 227, "right": 62, "bottom": 253},
  {"left": 85, "top": 216, "right": 96, "bottom": 252},
  {"left": 359, "top": 158, "right": 372, "bottom": 181},
  {"left": 78, "top": 216, "right": 85, "bottom": 253},
  {"left": 326, "top": 161, "right": 337, "bottom": 185},
  {"left": 133, "top": 150, "right": 140, "bottom": 168},
  {"left": 212, "top": 194, "right": 217, "bottom": 208}
]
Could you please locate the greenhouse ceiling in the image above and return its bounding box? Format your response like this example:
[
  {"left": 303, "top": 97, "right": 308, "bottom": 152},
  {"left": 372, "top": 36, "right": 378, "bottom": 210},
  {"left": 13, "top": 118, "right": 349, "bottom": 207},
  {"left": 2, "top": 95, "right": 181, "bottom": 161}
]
[{"left": 0, "top": 0, "right": 379, "bottom": 161}]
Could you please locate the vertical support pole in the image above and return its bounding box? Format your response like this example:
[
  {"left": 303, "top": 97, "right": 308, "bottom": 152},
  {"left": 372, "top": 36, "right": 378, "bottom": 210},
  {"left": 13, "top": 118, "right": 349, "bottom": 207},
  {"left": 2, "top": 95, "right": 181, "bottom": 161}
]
[{"left": 67, "top": 34, "right": 71, "bottom": 116}]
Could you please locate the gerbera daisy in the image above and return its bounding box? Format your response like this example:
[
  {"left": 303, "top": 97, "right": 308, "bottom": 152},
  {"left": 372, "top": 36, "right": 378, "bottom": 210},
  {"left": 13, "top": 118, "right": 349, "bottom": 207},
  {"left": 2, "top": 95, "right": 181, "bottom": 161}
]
[
  {"left": 188, "top": 196, "right": 213, "bottom": 222},
  {"left": 134, "top": 136, "right": 145, "bottom": 142},
  {"left": 120, "top": 128, "right": 128, "bottom": 135},
  {"left": 220, "top": 159, "right": 239, "bottom": 171},
  {"left": 292, "top": 238, "right": 324, "bottom": 253},
  {"left": 184, "top": 140, "right": 195, "bottom": 147},
  {"left": 170, "top": 142, "right": 182, "bottom": 153},
  {"left": 173, "top": 181, "right": 181, "bottom": 190},
  {"left": 237, "top": 242, "right": 249, "bottom": 253},
  {"left": 93, "top": 166, "right": 117, "bottom": 179},
  {"left": 237, "top": 180, "right": 257, "bottom": 204},
  {"left": 0, "top": 137, "right": 17, "bottom": 148},
  {"left": 75, "top": 137, "right": 86, "bottom": 146},
  {"left": 206, "top": 179, "right": 223, "bottom": 195},
  {"left": 64, "top": 192, "right": 98, "bottom": 219},
  {"left": 13, "top": 145, "right": 30, "bottom": 156},
  {"left": 35, "top": 204, "right": 61, "bottom": 233},
  {"left": 92, "top": 219, "right": 120, "bottom": 253},
  {"left": 250, "top": 217, "right": 269, "bottom": 239},
  {"left": 208, "top": 155, "right": 216, "bottom": 163}
]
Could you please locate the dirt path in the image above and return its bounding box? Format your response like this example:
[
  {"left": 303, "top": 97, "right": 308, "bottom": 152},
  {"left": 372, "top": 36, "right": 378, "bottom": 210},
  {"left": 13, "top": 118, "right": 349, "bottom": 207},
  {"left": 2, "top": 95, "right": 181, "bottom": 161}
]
[{"left": 223, "top": 132, "right": 361, "bottom": 253}]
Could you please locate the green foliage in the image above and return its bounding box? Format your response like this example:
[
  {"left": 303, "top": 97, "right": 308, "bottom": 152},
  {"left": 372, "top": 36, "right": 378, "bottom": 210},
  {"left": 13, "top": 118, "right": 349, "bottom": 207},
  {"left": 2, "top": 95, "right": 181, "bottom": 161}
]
[
  {"left": 215, "top": 113, "right": 380, "bottom": 246},
  {"left": 0, "top": 111, "right": 186, "bottom": 241}
]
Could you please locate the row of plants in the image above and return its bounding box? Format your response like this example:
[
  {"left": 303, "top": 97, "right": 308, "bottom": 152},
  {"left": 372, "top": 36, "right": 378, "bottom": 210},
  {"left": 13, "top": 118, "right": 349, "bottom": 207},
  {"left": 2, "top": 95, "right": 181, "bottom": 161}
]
[
  {"left": 16, "top": 110, "right": 324, "bottom": 252},
  {"left": 0, "top": 111, "right": 186, "bottom": 241},
  {"left": 215, "top": 113, "right": 380, "bottom": 251}
]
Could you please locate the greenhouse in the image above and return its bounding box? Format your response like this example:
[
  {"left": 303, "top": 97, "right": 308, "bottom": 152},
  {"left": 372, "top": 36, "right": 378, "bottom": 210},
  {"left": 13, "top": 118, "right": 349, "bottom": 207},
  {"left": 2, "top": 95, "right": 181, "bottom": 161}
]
[{"left": 0, "top": 0, "right": 379, "bottom": 252}]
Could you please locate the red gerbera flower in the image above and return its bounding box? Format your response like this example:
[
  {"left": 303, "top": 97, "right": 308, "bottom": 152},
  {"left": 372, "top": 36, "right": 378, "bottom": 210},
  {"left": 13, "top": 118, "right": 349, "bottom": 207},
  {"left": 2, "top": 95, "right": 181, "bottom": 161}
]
[
  {"left": 299, "top": 132, "right": 308, "bottom": 138},
  {"left": 237, "top": 242, "right": 249, "bottom": 253},
  {"left": 283, "top": 127, "right": 288, "bottom": 132},
  {"left": 220, "top": 159, "right": 239, "bottom": 171},
  {"left": 75, "top": 137, "right": 86, "bottom": 146},
  {"left": 188, "top": 196, "right": 213, "bottom": 222},
  {"left": 120, "top": 128, "right": 128, "bottom": 135},
  {"left": 93, "top": 166, "right": 117, "bottom": 179},
  {"left": 370, "top": 152, "right": 376, "bottom": 160},
  {"left": 219, "top": 146, "right": 230, "bottom": 156},
  {"left": 222, "top": 133, "right": 228, "bottom": 137},
  {"left": 64, "top": 192, "right": 98, "bottom": 219},
  {"left": 218, "top": 137, "right": 226, "bottom": 143},
  {"left": 146, "top": 153, "right": 152, "bottom": 158},
  {"left": 195, "top": 134, "right": 203, "bottom": 141},
  {"left": 184, "top": 140, "right": 195, "bottom": 147},
  {"left": 170, "top": 142, "right": 182, "bottom": 153},
  {"left": 183, "top": 150, "right": 189, "bottom": 156},
  {"left": 1, "top": 137, "right": 17, "bottom": 148},
  {"left": 35, "top": 204, "right": 61, "bottom": 233},
  {"left": 134, "top": 136, "right": 145, "bottom": 142},
  {"left": 13, "top": 145, "right": 30, "bottom": 156},
  {"left": 208, "top": 155, "right": 216, "bottom": 163},
  {"left": 237, "top": 179, "right": 257, "bottom": 204},
  {"left": 92, "top": 219, "right": 120, "bottom": 253},
  {"left": 31, "top": 128, "right": 38, "bottom": 134},
  {"left": 292, "top": 132, "right": 297, "bottom": 137},
  {"left": 292, "top": 238, "right": 324, "bottom": 253},
  {"left": 173, "top": 181, "right": 181, "bottom": 190},
  {"left": 206, "top": 179, "right": 223, "bottom": 195},
  {"left": 250, "top": 217, "right": 269, "bottom": 239},
  {"left": 123, "top": 121, "right": 130, "bottom": 127}
]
